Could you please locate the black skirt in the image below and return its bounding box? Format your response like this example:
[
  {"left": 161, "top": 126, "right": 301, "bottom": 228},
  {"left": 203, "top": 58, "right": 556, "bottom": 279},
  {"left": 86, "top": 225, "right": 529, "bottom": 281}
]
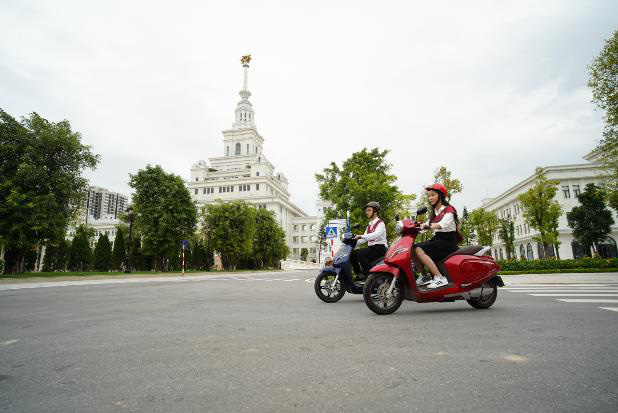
[{"left": 416, "top": 232, "right": 459, "bottom": 262}]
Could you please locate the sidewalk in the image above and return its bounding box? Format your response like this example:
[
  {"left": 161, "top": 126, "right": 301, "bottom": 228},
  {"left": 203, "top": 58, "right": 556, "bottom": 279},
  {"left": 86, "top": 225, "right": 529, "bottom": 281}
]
[{"left": 502, "top": 272, "right": 618, "bottom": 284}]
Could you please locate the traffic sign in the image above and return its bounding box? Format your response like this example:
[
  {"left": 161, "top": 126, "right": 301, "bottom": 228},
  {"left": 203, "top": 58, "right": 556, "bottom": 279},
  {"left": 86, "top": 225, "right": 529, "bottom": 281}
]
[{"left": 325, "top": 226, "right": 338, "bottom": 239}]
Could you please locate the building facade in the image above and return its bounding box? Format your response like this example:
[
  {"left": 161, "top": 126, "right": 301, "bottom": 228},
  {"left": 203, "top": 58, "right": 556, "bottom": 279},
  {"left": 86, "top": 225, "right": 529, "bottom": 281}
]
[
  {"left": 188, "top": 57, "right": 327, "bottom": 262},
  {"left": 83, "top": 186, "right": 129, "bottom": 221},
  {"left": 481, "top": 156, "right": 618, "bottom": 260}
]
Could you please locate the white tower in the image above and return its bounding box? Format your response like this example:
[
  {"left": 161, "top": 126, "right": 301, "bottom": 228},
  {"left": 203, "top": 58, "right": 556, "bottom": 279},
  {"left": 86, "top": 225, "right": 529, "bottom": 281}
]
[{"left": 232, "top": 55, "right": 256, "bottom": 130}]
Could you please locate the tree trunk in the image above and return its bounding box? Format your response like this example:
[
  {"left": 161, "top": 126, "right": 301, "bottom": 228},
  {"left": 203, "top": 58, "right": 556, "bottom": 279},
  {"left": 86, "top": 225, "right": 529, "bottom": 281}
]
[
  {"left": 35, "top": 244, "right": 43, "bottom": 272},
  {"left": 554, "top": 244, "right": 561, "bottom": 260}
]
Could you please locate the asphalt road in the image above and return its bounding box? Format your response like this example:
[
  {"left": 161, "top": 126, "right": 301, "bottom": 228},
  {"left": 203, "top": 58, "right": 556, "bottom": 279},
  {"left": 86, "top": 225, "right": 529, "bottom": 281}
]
[{"left": 1, "top": 271, "right": 617, "bottom": 412}]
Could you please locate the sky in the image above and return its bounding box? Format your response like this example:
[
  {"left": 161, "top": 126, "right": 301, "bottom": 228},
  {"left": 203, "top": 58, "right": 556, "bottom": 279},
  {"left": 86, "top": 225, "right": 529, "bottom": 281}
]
[{"left": 1, "top": 0, "right": 616, "bottom": 215}]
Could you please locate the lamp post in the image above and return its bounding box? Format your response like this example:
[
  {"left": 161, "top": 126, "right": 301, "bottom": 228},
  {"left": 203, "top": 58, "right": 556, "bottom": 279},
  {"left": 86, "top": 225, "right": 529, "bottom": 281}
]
[{"left": 124, "top": 206, "right": 134, "bottom": 273}]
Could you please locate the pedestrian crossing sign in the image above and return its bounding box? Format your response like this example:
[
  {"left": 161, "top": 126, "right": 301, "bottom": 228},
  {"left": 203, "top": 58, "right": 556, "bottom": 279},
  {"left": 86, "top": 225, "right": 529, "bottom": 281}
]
[{"left": 325, "top": 226, "right": 338, "bottom": 239}]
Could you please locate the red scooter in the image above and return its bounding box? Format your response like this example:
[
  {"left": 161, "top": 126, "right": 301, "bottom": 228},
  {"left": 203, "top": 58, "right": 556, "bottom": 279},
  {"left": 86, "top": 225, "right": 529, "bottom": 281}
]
[{"left": 363, "top": 208, "right": 503, "bottom": 315}]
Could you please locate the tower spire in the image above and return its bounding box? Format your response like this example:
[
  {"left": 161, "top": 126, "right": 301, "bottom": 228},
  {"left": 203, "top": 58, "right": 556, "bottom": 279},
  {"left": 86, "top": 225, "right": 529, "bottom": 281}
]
[{"left": 233, "top": 55, "right": 256, "bottom": 130}]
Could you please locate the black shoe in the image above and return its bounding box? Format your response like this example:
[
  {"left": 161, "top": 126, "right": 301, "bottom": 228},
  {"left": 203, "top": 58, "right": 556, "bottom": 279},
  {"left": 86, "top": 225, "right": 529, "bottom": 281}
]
[{"left": 356, "top": 274, "right": 367, "bottom": 282}]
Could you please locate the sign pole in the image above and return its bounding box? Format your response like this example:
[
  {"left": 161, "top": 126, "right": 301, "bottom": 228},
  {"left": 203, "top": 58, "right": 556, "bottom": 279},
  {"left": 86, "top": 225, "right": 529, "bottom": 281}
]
[{"left": 181, "top": 244, "right": 185, "bottom": 277}]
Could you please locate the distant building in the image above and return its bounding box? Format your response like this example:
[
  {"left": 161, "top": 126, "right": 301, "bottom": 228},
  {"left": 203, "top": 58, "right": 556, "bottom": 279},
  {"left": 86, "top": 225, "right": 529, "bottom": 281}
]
[
  {"left": 83, "top": 186, "right": 129, "bottom": 221},
  {"left": 187, "top": 57, "right": 331, "bottom": 262},
  {"left": 481, "top": 154, "right": 618, "bottom": 260}
]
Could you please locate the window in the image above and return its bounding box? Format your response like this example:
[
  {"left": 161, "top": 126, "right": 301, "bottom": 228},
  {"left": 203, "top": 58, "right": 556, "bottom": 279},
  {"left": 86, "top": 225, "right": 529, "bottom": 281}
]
[
  {"left": 573, "top": 185, "right": 580, "bottom": 198},
  {"left": 301, "top": 236, "right": 308, "bottom": 243},
  {"left": 302, "top": 225, "right": 306, "bottom": 231},
  {"left": 519, "top": 244, "right": 525, "bottom": 259},
  {"left": 195, "top": 177, "right": 198, "bottom": 182},
  {"left": 235, "top": 143, "right": 241, "bottom": 156},
  {"left": 526, "top": 244, "right": 534, "bottom": 260},
  {"left": 310, "top": 224, "right": 315, "bottom": 230},
  {"left": 294, "top": 225, "right": 298, "bottom": 231},
  {"left": 226, "top": 146, "right": 229, "bottom": 156},
  {"left": 247, "top": 144, "right": 249, "bottom": 154},
  {"left": 562, "top": 185, "right": 570, "bottom": 199},
  {"left": 194, "top": 188, "right": 198, "bottom": 195},
  {"left": 219, "top": 187, "right": 222, "bottom": 193},
  {"left": 203, "top": 188, "right": 206, "bottom": 194},
  {"left": 247, "top": 185, "right": 250, "bottom": 192},
  {"left": 256, "top": 184, "right": 260, "bottom": 190},
  {"left": 256, "top": 172, "right": 260, "bottom": 176},
  {"left": 293, "top": 236, "right": 299, "bottom": 243}
]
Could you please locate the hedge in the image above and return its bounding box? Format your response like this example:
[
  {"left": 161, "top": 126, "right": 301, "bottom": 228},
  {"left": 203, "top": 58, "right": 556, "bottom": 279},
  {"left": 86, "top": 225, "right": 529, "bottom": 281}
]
[{"left": 497, "top": 257, "right": 618, "bottom": 272}]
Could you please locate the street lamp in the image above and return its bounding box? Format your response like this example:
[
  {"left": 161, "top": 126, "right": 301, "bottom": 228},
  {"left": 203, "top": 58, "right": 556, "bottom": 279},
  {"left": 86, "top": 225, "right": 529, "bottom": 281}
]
[{"left": 124, "top": 206, "right": 135, "bottom": 273}]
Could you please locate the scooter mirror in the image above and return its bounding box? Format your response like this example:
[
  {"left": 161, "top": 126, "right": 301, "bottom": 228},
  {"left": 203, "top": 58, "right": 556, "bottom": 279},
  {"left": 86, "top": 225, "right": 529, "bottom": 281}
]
[
  {"left": 416, "top": 207, "right": 428, "bottom": 216},
  {"left": 352, "top": 224, "right": 361, "bottom": 230},
  {"left": 394, "top": 215, "right": 400, "bottom": 221}
]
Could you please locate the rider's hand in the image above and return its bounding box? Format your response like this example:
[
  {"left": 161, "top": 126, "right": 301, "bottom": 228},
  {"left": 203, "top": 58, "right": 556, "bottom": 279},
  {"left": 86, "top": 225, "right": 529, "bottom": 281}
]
[
  {"left": 421, "top": 223, "right": 430, "bottom": 230},
  {"left": 354, "top": 235, "right": 363, "bottom": 240}
]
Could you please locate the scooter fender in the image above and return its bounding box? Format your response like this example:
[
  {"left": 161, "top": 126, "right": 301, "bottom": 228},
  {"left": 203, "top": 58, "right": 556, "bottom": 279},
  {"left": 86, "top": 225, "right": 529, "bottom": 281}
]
[
  {"left": 320, "top": 266, "right": 340, "bottom": 275},
  {"left": 369, "top": 263, "right": 401, "bottom": 278}
]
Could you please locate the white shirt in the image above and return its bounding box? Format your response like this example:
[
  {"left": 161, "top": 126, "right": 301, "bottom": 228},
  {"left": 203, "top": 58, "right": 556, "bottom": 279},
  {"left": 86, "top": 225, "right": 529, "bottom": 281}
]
[
  {"left": 425, "top": 206, "right": 457, "bottom": 232},
  {"left": 359, "top": 217, "right": 387, "bottom": 247}
]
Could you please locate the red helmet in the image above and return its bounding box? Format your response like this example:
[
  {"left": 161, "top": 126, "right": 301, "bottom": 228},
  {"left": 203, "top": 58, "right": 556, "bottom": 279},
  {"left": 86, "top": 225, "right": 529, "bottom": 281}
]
[{"left": 425, "top": 183, "right": 448, "bottom": 199}]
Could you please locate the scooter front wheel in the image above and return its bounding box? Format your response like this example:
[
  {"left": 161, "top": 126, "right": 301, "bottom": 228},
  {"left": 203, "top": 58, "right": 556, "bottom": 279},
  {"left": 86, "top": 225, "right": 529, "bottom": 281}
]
[
  {"left": 363, "top": 272, "right": 403, "bottom": 315},
  {"left": 314, "top": 271, "right": 346, "bottom": 303}
]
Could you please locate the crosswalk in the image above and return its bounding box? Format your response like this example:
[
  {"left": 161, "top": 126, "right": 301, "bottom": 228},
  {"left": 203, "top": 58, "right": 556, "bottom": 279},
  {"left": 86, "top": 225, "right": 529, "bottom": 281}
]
[{"left": 504, "top": 283, "right": 618, "bottom": 313}]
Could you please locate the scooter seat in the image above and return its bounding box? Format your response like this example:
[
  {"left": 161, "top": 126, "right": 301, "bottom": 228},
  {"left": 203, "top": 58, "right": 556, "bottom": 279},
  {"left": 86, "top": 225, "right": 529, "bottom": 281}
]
[{"left": 443, "top": 245, "right": 484, "bottom": 261}]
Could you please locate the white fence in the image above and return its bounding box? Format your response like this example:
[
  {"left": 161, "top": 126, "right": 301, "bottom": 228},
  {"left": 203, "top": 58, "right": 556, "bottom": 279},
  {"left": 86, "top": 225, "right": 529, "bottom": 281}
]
[{"left": 281, "top": 260, "right": 322, "bottom": 270}]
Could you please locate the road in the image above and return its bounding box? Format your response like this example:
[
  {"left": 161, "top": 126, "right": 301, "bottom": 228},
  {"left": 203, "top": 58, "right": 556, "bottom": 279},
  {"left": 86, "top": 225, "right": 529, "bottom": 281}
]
[{"left": 1, "top": 271, "right": 617, "bottom": 412}]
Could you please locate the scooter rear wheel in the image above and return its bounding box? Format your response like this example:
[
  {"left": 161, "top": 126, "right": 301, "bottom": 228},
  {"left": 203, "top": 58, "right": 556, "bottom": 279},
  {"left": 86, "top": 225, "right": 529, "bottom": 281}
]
[
  {"left": 314, "top": 271, "right": 346, "bottom": 303},
  {"left": 363, "top": 273, "right": 403, "bottom": 315},
  {"left": 466, "top": 283, "right": 497, "bottom": 309}
]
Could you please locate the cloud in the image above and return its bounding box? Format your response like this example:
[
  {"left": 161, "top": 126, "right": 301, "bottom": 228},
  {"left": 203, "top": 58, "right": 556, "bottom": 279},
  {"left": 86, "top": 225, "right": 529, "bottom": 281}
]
[{"left": 1, "top": 0, "right": 615, "bottom": 215}]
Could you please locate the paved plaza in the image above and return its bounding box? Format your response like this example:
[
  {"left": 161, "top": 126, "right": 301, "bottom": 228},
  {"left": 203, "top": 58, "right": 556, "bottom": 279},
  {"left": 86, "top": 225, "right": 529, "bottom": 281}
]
[{"left": 1, "top": 271, "right": 617, "bottom": 412}]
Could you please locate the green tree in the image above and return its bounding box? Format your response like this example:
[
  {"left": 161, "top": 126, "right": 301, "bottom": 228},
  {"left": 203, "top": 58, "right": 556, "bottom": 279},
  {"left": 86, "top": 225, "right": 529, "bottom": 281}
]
[
  {"left": 129, "top": 165, "right": 197, "bottom": 271},
  {"left": 468, "top": 208, "right": 499, "bottom": 247},
  {"left": 300, "top": 248, "right": 309, "bottom": 262},
  {"left": 42, "top": 239, "right": 69, "bottom": 272},
  {"left": 252, "top": 208, "right": 288, "bottom": 269},
  {"left": 588, "top": 30, "right": 618, "bottom": 212},
  {"left": 498, "top": 218, "right": 516, "bottom": 260},
  {"left": 459, "top": 207, "right": 476, "bottom": 245},
  {"left": 567, "top": 183, "right": 615, "bottom": 256},
  {"left": 315, "top": 221, "right": 329, "bottom": 263},
  {"left": 0, "top": 110, "right": 99, "bottom": 274},
  {"left": 315, "top": 148, "right": 414, "bottom": 241},
  {"left": 93, "top": 234, "right": 112, "bottom": 272},
  {"left": 68, "top": 225, "right": 94, "bottom": 271},
  {"left": 203, "top": 201, "right": 256, "bottom": 270},
  {"left": 111, "top": 226, "right": 126, "bottom": 271},
  {"left": 517, "top": 167, "right": 562, "bottom": 259}
]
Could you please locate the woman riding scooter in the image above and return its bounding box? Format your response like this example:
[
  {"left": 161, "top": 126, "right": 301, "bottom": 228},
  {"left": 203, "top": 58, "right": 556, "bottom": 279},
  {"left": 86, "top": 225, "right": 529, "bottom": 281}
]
[
  {"left": 350, "top": 201, "right": 387, "bottom": 281},
  {"left": 414, "top": 183, "right": 461, "bottom": 289}
]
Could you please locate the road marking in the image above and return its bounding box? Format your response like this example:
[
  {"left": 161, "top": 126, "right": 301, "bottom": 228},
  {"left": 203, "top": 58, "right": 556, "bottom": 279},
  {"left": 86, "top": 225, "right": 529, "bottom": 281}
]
[
  {"left": 556, "top": 299, "right": 618, "bottom": 303},
  {"left": 505, "top": 284, "right": 611, "bottom": 287},
  {"left": 503, "top": 354, "right": 528, "bottom": 363},
  {"left": 506, "top": 289, "right": 618, "bottom": 293},
  {"left": 599, "top": 307, "right": 618, "bottom": 312},
  {"left": 1, "top": 340, "right": 18, "bottom": 346},
  {"left": 529, "top": 294, "right": 618, "bottom": 297}
]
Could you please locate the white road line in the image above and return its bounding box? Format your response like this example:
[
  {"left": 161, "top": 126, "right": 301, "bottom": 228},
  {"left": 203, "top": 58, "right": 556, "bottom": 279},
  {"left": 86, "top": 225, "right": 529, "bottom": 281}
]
[
  {"left": 1, "top": 339, "right": 18, "bottom": 346},
  {"left": 505, "top": 284, "right": 611, "bottom": 287},
  {"left": 599, "top": 307, "right": 618, "bottom": 312},
  {"left": 556, "top": 299, "right": 618, "bottom": 303},
  {"left": 506, "top": 289, "right": 618, "bottom": 293},
  {"left": 529, "top": 294, "right": 618, "bottom": 297}
]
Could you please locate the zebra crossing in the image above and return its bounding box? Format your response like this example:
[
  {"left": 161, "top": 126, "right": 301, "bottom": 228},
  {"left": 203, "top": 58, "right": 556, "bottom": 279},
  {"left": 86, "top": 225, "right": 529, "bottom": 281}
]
[{"left": 504, "top": 283, "right": 618, "bottom": 313}]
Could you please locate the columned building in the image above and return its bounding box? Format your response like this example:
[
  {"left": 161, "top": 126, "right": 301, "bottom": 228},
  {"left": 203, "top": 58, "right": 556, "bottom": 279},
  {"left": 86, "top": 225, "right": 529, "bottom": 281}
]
[
  {"left": 481, "top": 154, "right": 618, "bottom": 260},
  {"left": 188, "top": 56, "right": 327, "bottom": 262}
]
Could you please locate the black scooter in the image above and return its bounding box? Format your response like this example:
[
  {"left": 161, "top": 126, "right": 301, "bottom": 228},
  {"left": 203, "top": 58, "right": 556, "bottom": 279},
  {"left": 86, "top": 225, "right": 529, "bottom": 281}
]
[{"left": 314, "top": 224, "right": 385, "bottom": 303}]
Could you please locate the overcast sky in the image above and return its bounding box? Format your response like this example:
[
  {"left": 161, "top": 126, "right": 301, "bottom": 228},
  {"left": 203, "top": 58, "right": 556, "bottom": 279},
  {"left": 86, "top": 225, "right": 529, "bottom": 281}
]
[{"left": 1, "top": 0, "right": 616, "bottom": 215}]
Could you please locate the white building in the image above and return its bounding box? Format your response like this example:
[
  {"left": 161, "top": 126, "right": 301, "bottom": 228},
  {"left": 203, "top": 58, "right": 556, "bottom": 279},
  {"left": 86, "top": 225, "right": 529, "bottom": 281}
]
[
  {"left": 188, "top": 56, "right": 328, "bottom": 262},
  {"left": 481, "top": 154, "right": 618, "bottom": 260}
]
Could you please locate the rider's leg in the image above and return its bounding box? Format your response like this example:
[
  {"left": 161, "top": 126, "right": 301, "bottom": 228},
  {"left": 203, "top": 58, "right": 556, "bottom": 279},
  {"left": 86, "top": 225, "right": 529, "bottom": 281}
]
[
  {"left": 350, "top": 249, "right": 363, "bottom": 276},
  {"left": 411, "top": 249, "right": 427, "bottom": 276},
  {"left": 415, "top": 247, "right": 440, "bottom": 277},
  {"left": 359, "top": 245, "right": 386, "bottom": 275}
]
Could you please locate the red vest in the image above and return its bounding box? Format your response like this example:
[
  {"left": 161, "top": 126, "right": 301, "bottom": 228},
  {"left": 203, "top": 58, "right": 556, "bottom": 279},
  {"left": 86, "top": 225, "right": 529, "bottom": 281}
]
[
  {"left": 431, "top": 205, "right": 456, "bottom": 224},
  {"left": 366, "top": 219, "right": 383, "bottom": 234},
  {"left": 431, "top": 206, "right": 464, "bottom": 243}
]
